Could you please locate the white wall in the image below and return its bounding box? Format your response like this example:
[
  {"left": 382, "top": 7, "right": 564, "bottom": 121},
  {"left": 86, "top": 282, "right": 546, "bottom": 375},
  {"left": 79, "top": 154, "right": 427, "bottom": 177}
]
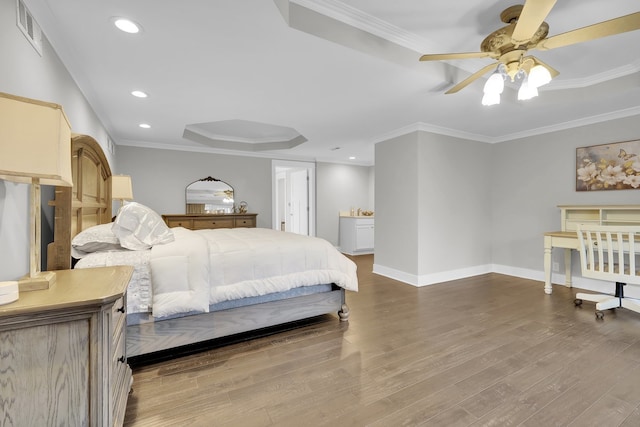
[{"left": 0, "top": 0, "right": 113, "bottom": 280}]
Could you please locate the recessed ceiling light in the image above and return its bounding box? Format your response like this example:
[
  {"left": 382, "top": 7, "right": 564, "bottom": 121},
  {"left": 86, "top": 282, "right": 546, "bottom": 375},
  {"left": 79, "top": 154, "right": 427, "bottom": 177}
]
[
  {"left": 114, "top": 18, "right": 141, "bottom": 34},
  {"left": 139, "top": 123, "right": 150, "bottom": 129},
  {"left": 349, "top": 156, "right": 356, "bottom": 160},
  {"left": 131, "top": 90, "right": 147, "bottom": 98}
]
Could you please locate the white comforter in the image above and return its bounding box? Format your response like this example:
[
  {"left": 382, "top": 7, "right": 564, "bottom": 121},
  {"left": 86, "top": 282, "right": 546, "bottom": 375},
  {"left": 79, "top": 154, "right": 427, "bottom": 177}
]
[
  {"left": 98, "top": 227, "right": 358, "bottom": 318},
  {"left": 150, "top": 227, "right": 357, "bottom": 317}
]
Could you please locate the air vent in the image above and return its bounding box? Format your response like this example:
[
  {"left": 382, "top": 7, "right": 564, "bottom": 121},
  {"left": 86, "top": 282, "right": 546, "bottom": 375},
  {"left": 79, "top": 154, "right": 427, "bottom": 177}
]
[{"left": 16, "top": 0, "right": 43, "bottom": 56}]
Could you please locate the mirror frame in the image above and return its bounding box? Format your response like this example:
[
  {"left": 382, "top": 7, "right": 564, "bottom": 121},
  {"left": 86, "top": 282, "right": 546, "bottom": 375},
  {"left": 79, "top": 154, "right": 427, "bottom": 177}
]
[{"left": 185, "top": 176, "right": 235, "bottom": 214}]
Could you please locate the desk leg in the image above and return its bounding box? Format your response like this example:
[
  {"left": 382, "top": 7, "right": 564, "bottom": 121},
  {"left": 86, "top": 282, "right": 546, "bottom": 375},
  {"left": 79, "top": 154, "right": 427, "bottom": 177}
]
[
  {"left": 544, "top": 235, "right": 552, "bottom": 294},
  {"left": 564, "top": 249, "right": 572, "bottom": 288}
]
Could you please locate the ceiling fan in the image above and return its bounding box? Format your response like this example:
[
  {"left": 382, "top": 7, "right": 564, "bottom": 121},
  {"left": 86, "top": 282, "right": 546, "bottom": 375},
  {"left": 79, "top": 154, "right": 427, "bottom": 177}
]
[{"left": 419, "top": 0, "right": 640, "bottom": 103}]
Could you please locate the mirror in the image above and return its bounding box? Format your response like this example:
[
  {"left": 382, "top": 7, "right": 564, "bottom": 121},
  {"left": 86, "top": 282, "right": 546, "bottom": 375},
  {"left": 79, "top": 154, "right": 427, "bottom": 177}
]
[{"left": 185, "top": 176, "right": 234, "bottom": 214}]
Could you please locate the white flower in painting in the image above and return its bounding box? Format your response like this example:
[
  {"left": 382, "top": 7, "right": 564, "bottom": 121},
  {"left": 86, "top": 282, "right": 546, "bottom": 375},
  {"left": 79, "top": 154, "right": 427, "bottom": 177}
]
[
  {"left": 623, "top": 175, "right": 640, "bottom": 188},
  {"left": 577, "top": 163, "right": 598, "bottom": 182},
  {"left": 632, "top": 159, "right": 640, "bottom": 173},
  {"left": 598, "top": 165, "right": 625, "bottom": 185}
]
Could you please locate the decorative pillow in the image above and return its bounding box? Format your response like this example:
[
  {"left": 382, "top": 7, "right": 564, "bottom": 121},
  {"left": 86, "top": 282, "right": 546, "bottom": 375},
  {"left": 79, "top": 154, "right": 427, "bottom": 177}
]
[
  {"left": 112, "top": 202, "right": 175, "bottom": 251},
  {"left": 71, "top": 223, "right": 123, "bottom": 258}
]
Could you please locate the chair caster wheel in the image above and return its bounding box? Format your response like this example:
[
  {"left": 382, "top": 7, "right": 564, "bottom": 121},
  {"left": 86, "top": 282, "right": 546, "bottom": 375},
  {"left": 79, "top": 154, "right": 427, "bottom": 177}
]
[
  {"left": 574, "top": 299, "right": 582, "bottom": 306},
  {"left": 596, "top": 311, "right": 604, "bottom": 319}
]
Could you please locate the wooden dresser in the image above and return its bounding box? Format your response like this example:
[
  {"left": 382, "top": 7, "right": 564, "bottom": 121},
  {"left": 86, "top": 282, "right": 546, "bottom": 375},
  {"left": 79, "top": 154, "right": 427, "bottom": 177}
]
[
  {"left": 162, "top": 213, "right": 257, "bottom": 230},
  {"left": 0, "top": 266, "right": 133, "bottom": 426}
]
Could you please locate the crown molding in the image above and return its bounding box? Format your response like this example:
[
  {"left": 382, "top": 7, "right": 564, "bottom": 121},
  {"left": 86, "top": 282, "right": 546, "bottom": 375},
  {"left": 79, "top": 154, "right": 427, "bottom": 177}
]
[
  {"left": 114, "top": 138, "right": 373, "bottom": 166},
  {"left": 373, "top": 106, "right": 640, "bottom": 145}
]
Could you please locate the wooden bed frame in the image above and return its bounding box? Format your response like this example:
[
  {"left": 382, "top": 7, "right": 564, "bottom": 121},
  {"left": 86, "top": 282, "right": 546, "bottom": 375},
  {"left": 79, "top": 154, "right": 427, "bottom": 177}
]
[{"left": 48, "top": 135, "right": 349, "bottom": 359}]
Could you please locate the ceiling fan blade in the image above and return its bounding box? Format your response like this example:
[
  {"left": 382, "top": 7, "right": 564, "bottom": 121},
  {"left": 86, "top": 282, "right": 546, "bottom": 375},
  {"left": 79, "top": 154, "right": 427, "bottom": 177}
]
[
  {"left": 511, "top": 0, "right": 557, "bottom": 46},
  {"left": 536, "top": 12, "right": 640, "bottom": 51},
  {"left": 420, "top": 51, "right": 494, "bottom": 61},
  {"left": 445, "top": 63, "right": 499, "bottom": 94}
]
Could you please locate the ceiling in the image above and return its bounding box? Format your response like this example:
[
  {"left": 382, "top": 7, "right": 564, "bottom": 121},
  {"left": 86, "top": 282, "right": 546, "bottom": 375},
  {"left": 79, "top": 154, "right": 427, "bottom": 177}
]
[{"left": 24, "top": 0, "right": 640, "bottom": 165}]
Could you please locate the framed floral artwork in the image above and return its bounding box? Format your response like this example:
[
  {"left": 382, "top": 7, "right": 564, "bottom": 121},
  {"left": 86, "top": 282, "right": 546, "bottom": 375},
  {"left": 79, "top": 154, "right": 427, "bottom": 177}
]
[{"left": 576, "top": 140, "right": 640, "bottom": 191}]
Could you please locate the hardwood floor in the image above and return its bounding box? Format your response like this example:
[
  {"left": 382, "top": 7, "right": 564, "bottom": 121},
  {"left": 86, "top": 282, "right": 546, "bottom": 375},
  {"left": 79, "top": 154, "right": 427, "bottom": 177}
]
[{"left": 124, "top": 254, "right": 640, "bottom": 426}]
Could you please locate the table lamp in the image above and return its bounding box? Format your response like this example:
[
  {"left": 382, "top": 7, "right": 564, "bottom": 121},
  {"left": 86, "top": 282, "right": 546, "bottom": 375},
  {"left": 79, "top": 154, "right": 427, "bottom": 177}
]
[
  {"left": 112, "top": 175, "right": 133, "bottom": 208},
  {"left": 0, "top": 92, "right": 72, "bottom": 291}
]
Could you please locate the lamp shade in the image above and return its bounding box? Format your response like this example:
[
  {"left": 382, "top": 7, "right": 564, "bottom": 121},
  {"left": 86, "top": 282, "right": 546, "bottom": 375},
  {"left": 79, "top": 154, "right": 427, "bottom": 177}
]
[
  {"left": 112, "top": 175, "right": 134, "bottom": 200},
  {"left": 0, "top": 92, "right": 72, "bottom": 187}
]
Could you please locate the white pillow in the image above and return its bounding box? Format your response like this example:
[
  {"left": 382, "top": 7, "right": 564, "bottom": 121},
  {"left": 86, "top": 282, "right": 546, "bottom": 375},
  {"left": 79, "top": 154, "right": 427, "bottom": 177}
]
[
  {"left": 112, "top": 202, "right": 174, "bottom": 250},
  {"left": 71, "top": 223, "right": 123, "bottom": 258}
]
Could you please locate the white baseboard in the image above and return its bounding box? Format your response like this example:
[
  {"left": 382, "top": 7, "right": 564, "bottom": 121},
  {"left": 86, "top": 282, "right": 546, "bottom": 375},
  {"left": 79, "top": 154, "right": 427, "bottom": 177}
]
[
  {"left": 373, "top": 263, "right": 492, "bottom": 287},
  {"left": 372, "top": 262, "right": 638, "bottom": 296}
]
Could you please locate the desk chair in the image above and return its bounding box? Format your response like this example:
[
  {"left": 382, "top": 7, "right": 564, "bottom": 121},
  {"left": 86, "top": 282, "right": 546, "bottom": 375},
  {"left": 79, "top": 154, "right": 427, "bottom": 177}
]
[{"left": 574, "top": 224, "right": 640, "bottom": 319}]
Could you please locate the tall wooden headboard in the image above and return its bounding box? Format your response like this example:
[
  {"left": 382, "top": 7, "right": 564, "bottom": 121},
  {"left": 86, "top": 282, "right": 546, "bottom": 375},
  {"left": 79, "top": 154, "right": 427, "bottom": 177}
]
[{"left": 47, "top": 134, "right": 112, "bottom": 270}]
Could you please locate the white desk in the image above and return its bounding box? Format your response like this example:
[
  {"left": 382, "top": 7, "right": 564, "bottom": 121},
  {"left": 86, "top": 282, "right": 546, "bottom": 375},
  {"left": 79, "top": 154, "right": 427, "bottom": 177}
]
[
  {"left": 544, "top": 205, "right": 640, "bottom": 294},
  {"left": 543, "top": 231, "right": 578, "bottom": 294}
]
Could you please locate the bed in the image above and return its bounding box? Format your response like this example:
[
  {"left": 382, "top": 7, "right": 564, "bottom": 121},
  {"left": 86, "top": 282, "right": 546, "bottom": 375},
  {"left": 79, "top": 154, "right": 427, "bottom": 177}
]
[{"left": 47, "top": 135, "right": 356, "bottom": 359}]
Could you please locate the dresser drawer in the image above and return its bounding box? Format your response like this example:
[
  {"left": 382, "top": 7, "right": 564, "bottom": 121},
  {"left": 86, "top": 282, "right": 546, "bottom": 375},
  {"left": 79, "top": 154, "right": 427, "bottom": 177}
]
[
  {"left": 193, "top": 217, "right": 235, "bottom": 229},
  {"left": 166, "top": 218, "right": 193, "bottom": 228},
  {"left": 111, "top": 297, "right": 126, "bottom": 337},
  {"left": 112, "top": 332, "right": 126, "bottom": 386},
  {"left": 234, "top": 217, "right": 256, "bottom": 228}
]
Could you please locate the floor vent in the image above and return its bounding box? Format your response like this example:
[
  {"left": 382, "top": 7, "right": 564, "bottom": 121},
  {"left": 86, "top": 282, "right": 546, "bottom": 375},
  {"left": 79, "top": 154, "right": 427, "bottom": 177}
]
[{"left": 16, "top": 0, "right": 43, "bottom": 56}]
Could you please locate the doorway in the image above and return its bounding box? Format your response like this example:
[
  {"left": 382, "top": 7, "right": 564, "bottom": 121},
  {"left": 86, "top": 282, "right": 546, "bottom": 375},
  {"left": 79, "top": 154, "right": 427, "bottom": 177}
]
[{"left": 272, "top": 160, "right": 315, "bottom": 236}]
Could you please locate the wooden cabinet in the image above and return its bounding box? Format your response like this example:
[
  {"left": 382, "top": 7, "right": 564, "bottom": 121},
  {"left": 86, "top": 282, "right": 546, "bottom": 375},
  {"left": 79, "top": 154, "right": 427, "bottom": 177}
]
[
  {"left": 0, "top": 266, "right": 133, "bottom": 427},
  {"left": 163, "top": 213, "right": 257, "bottom": 230},
  {"left": 339, "top": 216, "right": 374, "bottom": 255}
]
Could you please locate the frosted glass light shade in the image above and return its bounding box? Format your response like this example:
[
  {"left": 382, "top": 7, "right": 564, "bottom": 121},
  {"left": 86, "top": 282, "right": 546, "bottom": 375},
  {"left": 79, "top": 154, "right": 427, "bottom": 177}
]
[
  {"left": 0, "top": 92, "right": 72, "bottom": 186},
  {"left": 482, "top": 92, "right": 501, "bottom": 106},
  {"left": 483, "top": 72, "right": 505, "bottom": 95},
  {"left": 518, "top": 79, "right": 539, "bottom": 100},
  {"left": 112, "top": 175, "right": 134, "bottom": 201},
  {"left": 528, "top": 65, "right": 552, "bottom": 88}
]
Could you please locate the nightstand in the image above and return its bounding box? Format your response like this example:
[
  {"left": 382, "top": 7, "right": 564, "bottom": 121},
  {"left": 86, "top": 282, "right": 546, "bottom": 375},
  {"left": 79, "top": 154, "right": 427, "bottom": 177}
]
[{"left": 0, "top": 266, "right": 133, "bottom": 426}]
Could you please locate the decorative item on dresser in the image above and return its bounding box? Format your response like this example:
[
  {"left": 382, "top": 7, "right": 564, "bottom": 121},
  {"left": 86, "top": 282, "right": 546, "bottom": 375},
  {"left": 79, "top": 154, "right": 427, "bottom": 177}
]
[
  {"left": 0, "top": 266, "right": 133, "bottom": 426},
  {"left": 111, "top": 174, "right": 134, "bottom": 208},
  {"left": 0, "top": 92, "right": 73, "bottom": 291},
  {"left": 162, "top": 212, "right": 257, "bottom": 229}
]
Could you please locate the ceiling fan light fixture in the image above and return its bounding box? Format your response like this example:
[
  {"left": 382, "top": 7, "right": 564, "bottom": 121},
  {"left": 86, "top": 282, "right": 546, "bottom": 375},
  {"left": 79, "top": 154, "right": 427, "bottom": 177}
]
[
  {"left": 482, "top": 92, "right": 501, "bottom": 106},
  {"left": 483, "top": 71, "right": 505, "bottom": 95},
  {"left": 528, "top": 64, "right": 552, "bottom": 88},
  {"left": 517, "top": 77, "right": 538, "bottom": 101}
]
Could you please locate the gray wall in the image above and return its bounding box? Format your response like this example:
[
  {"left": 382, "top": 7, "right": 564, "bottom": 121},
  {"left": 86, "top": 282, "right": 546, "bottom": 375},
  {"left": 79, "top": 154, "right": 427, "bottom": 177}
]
[
  {"left": 116, "top": 147, "right": 374, "bottom": 243},
  {"left": 374, "top": 133, "right": 420, "bottom": 275},
  {"left": 115, "top": 147, "right": 273, "bottom": 229},
  {"left": 417, "top": 132, "right": 492, "bottom": 275},
  {"left": 374, "top": 131, "right": 492, "bottom": 284},
  {"left": 316, "top": 162, "right": 373, "bottom": 246},
  {"left": 0, "top": 0, "right": 113, "bottom": 280},
  {"left": 491, "top": 115, "right": 640, "bottom": 279}
]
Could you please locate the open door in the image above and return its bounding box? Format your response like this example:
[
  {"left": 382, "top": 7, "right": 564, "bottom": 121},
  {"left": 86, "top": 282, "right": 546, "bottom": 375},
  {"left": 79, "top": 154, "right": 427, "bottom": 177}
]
[{"left": 272, "top": 160, "right": 315, "bottom": 236}]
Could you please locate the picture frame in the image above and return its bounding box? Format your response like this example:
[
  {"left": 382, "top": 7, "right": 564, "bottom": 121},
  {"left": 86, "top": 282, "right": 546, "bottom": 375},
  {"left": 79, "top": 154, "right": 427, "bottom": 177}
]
[{"left": 576, "top": 139, "right": 640, "bottom": 191}]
